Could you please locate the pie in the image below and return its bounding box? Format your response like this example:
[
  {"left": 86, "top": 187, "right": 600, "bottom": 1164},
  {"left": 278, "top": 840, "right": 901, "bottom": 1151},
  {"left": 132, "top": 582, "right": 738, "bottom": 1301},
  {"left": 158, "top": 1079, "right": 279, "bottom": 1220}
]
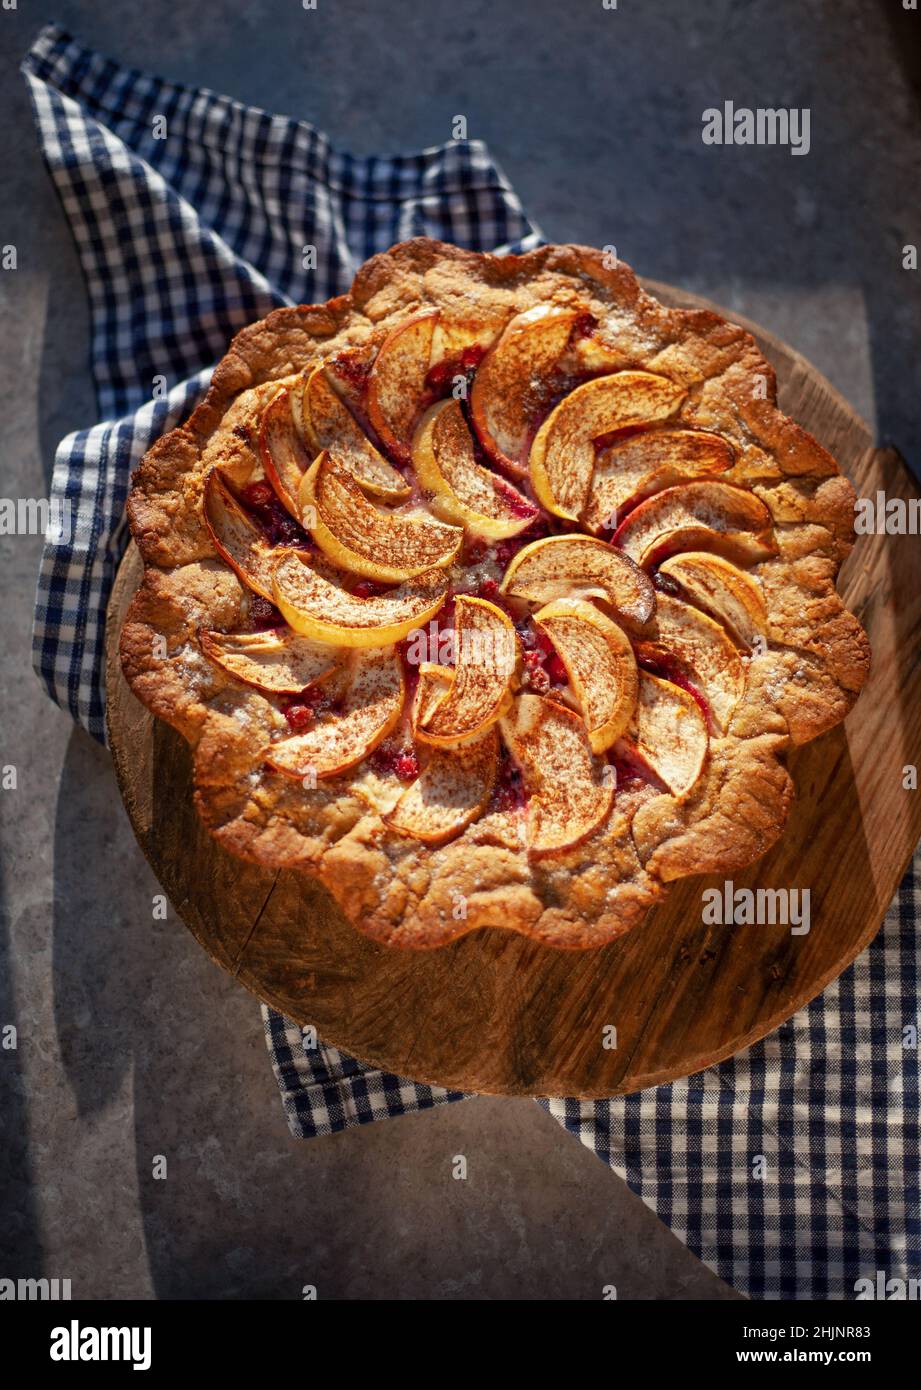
[{"left": 120, "top": 238, "right": 870, "bottom": 949}]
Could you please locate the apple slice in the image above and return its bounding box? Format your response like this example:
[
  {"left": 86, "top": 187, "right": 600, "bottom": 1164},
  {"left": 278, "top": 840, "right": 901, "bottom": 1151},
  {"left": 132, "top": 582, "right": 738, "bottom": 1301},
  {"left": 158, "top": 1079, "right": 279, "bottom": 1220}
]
[
  {"left": 385, "top": 715, "right": 499, "bottom": 846},
  {"left": 629, "top": 671, "right": 709, "bottom": 797},
  {"left": 411, "top": 663, "right": 453, "bottom": 732},
  {"left": 529, "top": 372, "right": 687, "bottom": 520},
  {"left": 299, "top": 451, "right": 462, "bottom": 581},
  {"left": 612, "top": 480, "right": 776, "bottom": 568},
  {"left": 411, "top": 399, "right": 538, "bottom": 540},
  {"left": 658, "top": 552, "right": 768, "bottom": 648},
  {"left": 287, "top": 372, "right": 308, "bottom": 439},
  {"left": 500, "top": 693, "right": 614, "bottom": 855},
  {"left": 582, "top": 429, "right": 734, "bottom": 534},
  {"left": 500, "top": 534, "right": 655, "bottom": 629},
  {"left": 200, "top": 628, "right": 341, "bottom": 695},
  {"left": 272, "top": 549, "right": 448, "bottom": 647},
  {"left": 416, "top": 596, "right": 519, "bottom": 747},
  {"left": 301, "top": 363, "right": 410, "bottom": 501},
  {"left": 265, "top": 647, "right": 404, "bottom": 780},
  {"left": 367, "top": 310, "right": 438, "bottom": 465},
  {"left": 259, "top": 386, "right": 313, "bottom": 519},
  {"left": 470, "top": 304, "right": 580, "bottom": 473},
  {"left": 323, "top": 343, "right": 377, "bottom": 414},
  {"left": 203, "top": 469, "right": 277, "bottom": 599},
  {"left": 637, "top": 593, "right": 745, "bottom": 735},
  {"left": 534, "top": 598, "right": 638, "bottom": 752}
]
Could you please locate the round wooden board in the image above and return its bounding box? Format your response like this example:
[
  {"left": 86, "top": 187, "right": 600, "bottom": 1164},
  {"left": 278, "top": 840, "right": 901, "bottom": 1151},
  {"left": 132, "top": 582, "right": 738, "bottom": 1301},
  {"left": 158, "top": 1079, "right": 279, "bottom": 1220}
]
[{"left": 106, "top": 282, "right": 921, "bottom": 1098}]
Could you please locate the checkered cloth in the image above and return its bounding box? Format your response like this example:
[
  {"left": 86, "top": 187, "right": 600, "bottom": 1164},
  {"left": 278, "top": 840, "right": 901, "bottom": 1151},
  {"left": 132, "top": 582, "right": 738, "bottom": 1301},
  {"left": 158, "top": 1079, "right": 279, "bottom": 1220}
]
[{"left": 25, "top": 21, "right": 919, "bottom": 1302}]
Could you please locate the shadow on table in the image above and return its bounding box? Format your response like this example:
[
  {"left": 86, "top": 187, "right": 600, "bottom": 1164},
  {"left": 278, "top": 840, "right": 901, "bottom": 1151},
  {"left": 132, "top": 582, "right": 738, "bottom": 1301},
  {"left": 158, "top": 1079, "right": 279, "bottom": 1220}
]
[
  {"left": 0, "top": 854, "right": 46, "bottom": 1275},
  {"left": 47, "top": 729, "right": 307, "bottom": 1296}
]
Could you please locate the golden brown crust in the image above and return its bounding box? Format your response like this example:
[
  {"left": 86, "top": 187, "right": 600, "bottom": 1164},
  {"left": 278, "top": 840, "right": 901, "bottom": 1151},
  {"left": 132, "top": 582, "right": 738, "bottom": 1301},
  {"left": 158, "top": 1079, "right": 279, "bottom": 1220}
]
[
  {"left": 120, "top": 237, "right": 869, "bottom": 949},
  {"left": 631, "top": 734, "right": 795, "bottom": 882}
]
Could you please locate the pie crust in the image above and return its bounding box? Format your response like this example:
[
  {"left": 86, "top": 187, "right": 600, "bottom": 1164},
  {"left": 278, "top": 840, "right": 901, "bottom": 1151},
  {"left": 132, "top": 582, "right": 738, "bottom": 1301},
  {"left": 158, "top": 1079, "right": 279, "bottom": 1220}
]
[{"left": 120, "top": 238, "right": 870, "bottom": 949}]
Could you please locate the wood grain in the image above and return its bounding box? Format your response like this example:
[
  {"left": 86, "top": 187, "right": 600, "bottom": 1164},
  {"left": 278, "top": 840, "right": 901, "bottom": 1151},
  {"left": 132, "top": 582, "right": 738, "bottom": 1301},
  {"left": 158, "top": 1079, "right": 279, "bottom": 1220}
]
[{"left": 105, "top": 283, "right": 921, "bottom": 1097}]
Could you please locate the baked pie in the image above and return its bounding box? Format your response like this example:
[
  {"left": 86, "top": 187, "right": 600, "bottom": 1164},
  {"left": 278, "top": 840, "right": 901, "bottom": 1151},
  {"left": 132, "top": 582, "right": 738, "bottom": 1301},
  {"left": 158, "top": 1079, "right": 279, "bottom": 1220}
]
[{"left": 121, "top": 238, "right": 870, "bottom": 948}]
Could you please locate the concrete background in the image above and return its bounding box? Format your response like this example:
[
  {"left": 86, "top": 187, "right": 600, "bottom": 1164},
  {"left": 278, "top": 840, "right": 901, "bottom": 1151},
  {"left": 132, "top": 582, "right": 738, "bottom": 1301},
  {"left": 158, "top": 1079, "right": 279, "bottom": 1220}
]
[{"left": 1, "top": 0, "right": 918, "bottom": 1300}]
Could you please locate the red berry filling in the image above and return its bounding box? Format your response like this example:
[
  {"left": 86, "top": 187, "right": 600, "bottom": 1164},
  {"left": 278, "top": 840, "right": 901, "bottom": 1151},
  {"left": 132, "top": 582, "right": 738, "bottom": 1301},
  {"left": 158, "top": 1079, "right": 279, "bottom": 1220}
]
[
  {"left": 492, "top": 751, "right": 527, "bottom": 813},
  {"left": 653, "top": 568, "right": 683, "bottom": 598},
  {"left": 280, "top": 682, "right": 338, "bottom": 731},
  {"left": 425, "top": 344, "right": 488, "bottom": 397},
  {"left": 460, "top": 345, "right": 488, "bottom": 372},
  {"left": 370, "top": 742, "right": 420, "bottom": 782},
  {"left": 240, "top": 480, "right": 312, "bottom": 548},
  {"left": 546, "top": 651, "right": 569, "bottom": 685},
  {"left": 522, "top": 650, "right": 551, "bottom": 694},
  {"left": 240, "top": 480, "right": 275, "bottom": 509},
  {"left": 249, "top": 594, "right": 284, "bottom": 631},
  {"left": 495, "top": 478, "right": 539, "bottom": 520},
  {"left": 436, "top": 594, "right": 456, "bottom": 627},
  {"left": 327, "top": 350, "right": 372, "bottom": 398},
  {"left": 571, "top": 310, "right": 598, "bottom": 339},
  {"left": 607, "top": 745, "right": 667, "bottom": 794},
  {"left": 283, "top": 703, "right": 315, "bottom": 732},
  {"left": 519, "top": 623, "right": 568, "bottom": 692},
  {"left": 351, "top": 578, "right": 391, "bottom": 599},
  {"left": 394, "top": 750, "right": 420, "bottom": 781}
]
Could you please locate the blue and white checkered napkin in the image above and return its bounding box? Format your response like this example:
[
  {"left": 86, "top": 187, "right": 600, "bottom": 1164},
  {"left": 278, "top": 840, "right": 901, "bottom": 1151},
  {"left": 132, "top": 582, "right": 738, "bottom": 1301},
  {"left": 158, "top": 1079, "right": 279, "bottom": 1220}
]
[{"left": 25, "top": 21, "right": 919, "bottom": 1301}]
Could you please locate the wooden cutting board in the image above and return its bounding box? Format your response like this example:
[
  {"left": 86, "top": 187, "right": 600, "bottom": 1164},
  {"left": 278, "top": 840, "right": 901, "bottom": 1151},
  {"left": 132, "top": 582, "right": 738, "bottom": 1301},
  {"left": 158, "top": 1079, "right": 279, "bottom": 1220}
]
[{"left": 105, "top": 282, "right": 921, "bottom": 1097}]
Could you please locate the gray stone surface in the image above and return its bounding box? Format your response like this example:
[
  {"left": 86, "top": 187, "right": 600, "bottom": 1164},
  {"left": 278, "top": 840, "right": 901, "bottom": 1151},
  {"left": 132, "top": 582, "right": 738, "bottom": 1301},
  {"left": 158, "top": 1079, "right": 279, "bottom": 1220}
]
[{"left": 1, "top": 0, "right": 917, "bottom": 1300}]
